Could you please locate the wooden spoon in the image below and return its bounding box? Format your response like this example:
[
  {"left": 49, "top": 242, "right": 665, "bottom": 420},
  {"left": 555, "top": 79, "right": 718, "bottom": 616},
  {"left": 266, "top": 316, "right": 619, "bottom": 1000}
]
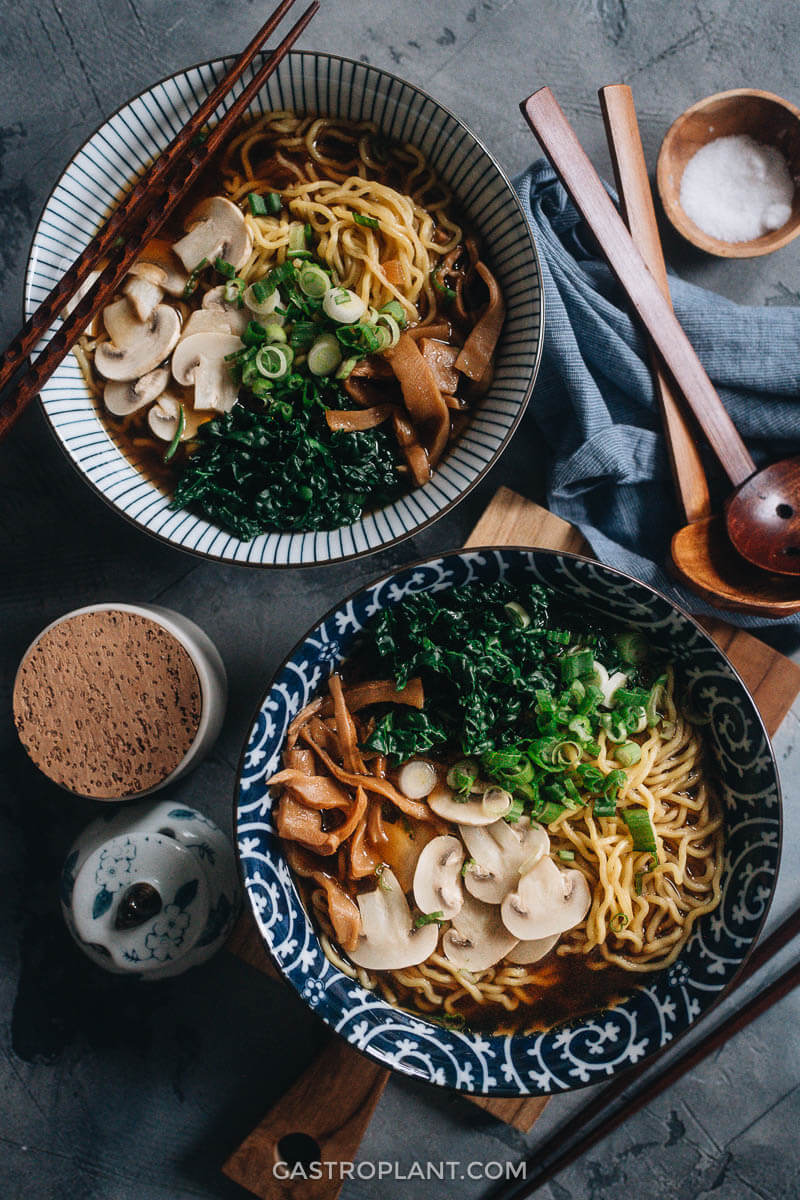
[
  {"left": 598, "top": 84, "right": 800, "bottom": 619},
  {"left": 521, "top": 86, "right": 800, "bottom": 581}
]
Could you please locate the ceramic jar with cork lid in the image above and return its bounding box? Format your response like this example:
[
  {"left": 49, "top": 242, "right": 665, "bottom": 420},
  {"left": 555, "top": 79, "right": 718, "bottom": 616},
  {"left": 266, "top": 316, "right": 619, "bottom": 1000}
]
[{"left": 13, "top": 602, "right": 227, "bottom": 801}]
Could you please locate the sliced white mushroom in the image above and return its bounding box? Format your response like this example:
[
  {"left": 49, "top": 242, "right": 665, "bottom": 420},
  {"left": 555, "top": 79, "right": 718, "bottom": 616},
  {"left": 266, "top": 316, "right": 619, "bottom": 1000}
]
[
  {"left": 102, "top": 298, "right": 141, "bottom": 348},
  {"left": 128, "top": 239, "right": 189, "bottom": 296},
  {"left": 147, "top": 392, "right": 184, "bottom": 442},
  {"left": 103, "top": 366, "right": 170, "bottom": 417},
  {"left": 396, "top": 759, "right": 437, "bottom": 800},
  {"left": 412, "top": 835, "right": 464, "bottom": 920},
  {"left": 94, "top": 305, "right": 181, "bottom": 382},
  {"left": 173, "top": 195, "right": 252, "bottom": 273},
  {"left": 505, "top": 934, "right": 559, "bottom": 965},
  {"left": 593, "top": 661, "right": 628, "bottom": 708},
  {"left": 123, "top": 275, "right": 164, "bottom": 322},
  {"left": 501, "top": 858, "right": 591, "bottom": 942},
  {"left": 460, "top": 819, "right": 550, "bottom": 905},
  {"left": 443, "top": 893, "right": 518, "bottom": 973},
  {"left": 427, "top": 781, "right": 511, "bottom": 826},
  {"left": 181, "top": 307, "right": 249, "bottom": 340},
  {"left": 347, "top": 868, "right": 439, "bottom": 971},
  {"left": 171, "top": 331, "right": 242, "bottom": 413}
]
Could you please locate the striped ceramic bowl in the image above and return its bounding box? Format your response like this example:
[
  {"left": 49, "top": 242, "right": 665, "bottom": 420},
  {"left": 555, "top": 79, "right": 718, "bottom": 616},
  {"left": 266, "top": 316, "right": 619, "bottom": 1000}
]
[{"left": 25, "top": 53, "right": 543, "bottom": 567}]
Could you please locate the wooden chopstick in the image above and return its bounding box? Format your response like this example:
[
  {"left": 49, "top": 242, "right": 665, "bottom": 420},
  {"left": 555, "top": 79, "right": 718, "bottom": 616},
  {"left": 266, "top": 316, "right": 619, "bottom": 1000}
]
[
  {"left": 492, "top": 906, "right": 800, "bottom": 1199},
  {"left": 0, "top": 0, "right": 318, "bottom": 441},
  {"left": 598, "top": 83, "right": 712, "bottom": 526},
  {"left": 520, "top": 87, "right": 756, "bottom": 488},
  {"left": 0, "top": 0, "right": 300, "bottom": 402}
]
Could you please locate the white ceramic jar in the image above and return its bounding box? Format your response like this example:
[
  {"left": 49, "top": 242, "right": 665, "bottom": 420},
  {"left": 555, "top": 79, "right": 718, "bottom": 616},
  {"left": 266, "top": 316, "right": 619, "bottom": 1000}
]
[
  {"left": 60, "top": 799, "right": 241, "bottom": 977},
  {"left": 13, "top": 602, "right": 227, "bottom": 801}
]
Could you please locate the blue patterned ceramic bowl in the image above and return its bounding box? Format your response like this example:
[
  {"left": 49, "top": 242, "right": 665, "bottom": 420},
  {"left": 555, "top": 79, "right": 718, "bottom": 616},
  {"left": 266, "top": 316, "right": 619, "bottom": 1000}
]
[
  {"left": 237, "top": 548, "right": 781, "bottom": 1096},
  {"left": 24, "top": 54, "right": 542, "bottom": 567}
]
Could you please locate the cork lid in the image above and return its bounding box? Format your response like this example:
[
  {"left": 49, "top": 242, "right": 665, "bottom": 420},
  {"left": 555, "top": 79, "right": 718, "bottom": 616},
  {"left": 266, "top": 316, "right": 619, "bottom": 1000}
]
[{"left": 13, "top": 609, "right": 203, "bottom": 799}]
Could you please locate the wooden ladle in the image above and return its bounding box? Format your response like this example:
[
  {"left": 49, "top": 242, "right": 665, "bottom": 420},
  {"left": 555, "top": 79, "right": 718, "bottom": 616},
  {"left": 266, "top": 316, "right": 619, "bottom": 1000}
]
[
  {"left": 598, "top": 84, "right": 800, "bottom": 619},
  {"left": 521, "top": 86, "right": 800, "bottom": 585}
]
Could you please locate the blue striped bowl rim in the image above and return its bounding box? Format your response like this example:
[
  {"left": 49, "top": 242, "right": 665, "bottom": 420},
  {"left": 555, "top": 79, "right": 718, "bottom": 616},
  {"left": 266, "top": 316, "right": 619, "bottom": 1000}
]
[{"left": 25, "top": 53, "right": 543, "bottom": 567}]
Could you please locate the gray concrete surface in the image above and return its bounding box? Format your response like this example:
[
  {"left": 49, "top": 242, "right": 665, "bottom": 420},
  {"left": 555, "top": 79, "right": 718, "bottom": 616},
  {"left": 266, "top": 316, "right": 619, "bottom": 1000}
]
[{"left": 1, "top": 1, "right": 799, "bottom": 1198}]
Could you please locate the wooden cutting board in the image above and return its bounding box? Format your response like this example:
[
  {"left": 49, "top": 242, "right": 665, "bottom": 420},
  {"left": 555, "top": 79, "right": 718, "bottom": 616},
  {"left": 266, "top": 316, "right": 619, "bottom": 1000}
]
[{"left": 223, "top": 486, "right": 800, "bottom": 1199}]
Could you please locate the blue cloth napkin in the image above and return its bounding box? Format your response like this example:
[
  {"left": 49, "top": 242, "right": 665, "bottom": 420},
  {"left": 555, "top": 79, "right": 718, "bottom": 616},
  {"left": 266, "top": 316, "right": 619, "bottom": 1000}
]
[{"left": 513, "top": 160, "right": 800, "bottom": 628}]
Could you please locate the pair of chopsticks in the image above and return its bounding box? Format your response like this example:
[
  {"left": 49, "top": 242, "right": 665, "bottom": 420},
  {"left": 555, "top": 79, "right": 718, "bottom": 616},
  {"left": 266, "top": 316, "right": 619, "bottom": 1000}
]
[
  {"left": 491, "top": 85, "right": 800, "bottom": 1200},
  {"left": 0, "top": 0, "right": 318, "bottom": 441},
  {"left": 494, "top": 902, "right": 800, "bottom": 1199}
]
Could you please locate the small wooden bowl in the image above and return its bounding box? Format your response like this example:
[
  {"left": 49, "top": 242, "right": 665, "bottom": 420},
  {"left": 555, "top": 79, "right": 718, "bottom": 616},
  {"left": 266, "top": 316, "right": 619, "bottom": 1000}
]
[{"left": 656, "top": 88, "right": 800, "bottom": 257}]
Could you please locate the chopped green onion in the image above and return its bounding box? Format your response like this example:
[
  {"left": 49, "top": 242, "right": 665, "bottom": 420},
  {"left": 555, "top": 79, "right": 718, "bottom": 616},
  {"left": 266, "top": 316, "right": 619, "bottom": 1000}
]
[
  {"left": 447, "top": 759, "right": 478, "bottom": 794},
  {"left": 290, "top": 321, "right": 318, "bottom": 351},
  {"left": 244, "top": 281, "right": 282, "bottom": 317},
  {"left": 375, "top": 862, "right": 391, "bottom": 893},
  {"left": 335, "top": 355, "right": 360, "bottom": 380},
  {"left": 266, "top": 191, "right": 282, "bottom": 215},
  {"left": 353, "top": 212, "right": 380, "bottom": 229},
  {"left": 622, "top": 806, "right": 658, "bottom": 855},
  {"left": 181, "top": 256, "right": 209, "bottom": 298},
  {"left": 242, "top": 320, "right": 267, "bottom": 346},
  {"left": 563, "top": 777, "right": 582, "bottom": 806},
  {"left": 504, "top": 601, "right": 530, "bottom": 628},
  {"left": 610, "top": 912, "right": 629, "bottom": 932},
  {"left": 567, "top": 715, "right": 593, "bottom": 741},
  {"left": 414, "top": 910, "right": 444, "bottom": 927},
  {"left": 288, "top": 224, "right": 307, "bottom": 252},
  {"left": 634, "top": 854, "right": 659, "bottom": 895},
  {"left": 163, "top": 404, "right": 185, "bottom": 462},
  {"left": 505, "top": 796, "right": 525, "bottom": 822},
  {"left": 375, "top": 311, "right": 401, "bottom": 347},
  {"left": 592, "top": 793, "right": 617, "bottom": 818},
  {"left": 298, "top": 263, "right": 330, "bottom": 299},
  {"left": 560, "top": 649, "right": 594, "bottom": 684},
  {"left": 646, "top": 675, "right": 667, "bottom": 727},
  {"left": 557, "top": 849, "right": 576, "bottom": 861},
  {"left": 248, "top": 192, "right": 268, "bottom": 216},
  {"left": 604, "top": 767, "right": 625, "bottom": 791},
  {"left": 615, "top": 630, "right": 649, "bottom": 665},
  {"left": 537, "top": 801, "right": 567, "bottom": 824},
  {"left": 214, "top": 256, "right": 236, "bottom": 279},
  {"left": 224, "top": 278, "right": 245, "bottom": 306},
  {"left": 461, "top": 857, "right": 475, "bottom": 878},
  {"left": 307, "top": 332, "right": 342, "bottom": 376},
  {"left": 264, "top": 323, "right": 287, "bottom": 344},
  {"left": 304, "top": 222, "right": 313, "bottom": 243},
  {"left": 431, "top": 262, "right": 456, "bottom": 300},
  {"left": 255, "top": 344, "right": 291, "bottom": 379},
  {"left": 615, "top": 742, "right": 642, "bottom": 767},
  {"left": 613, "top": 687, "right": 649, "bottom": 708},
  {"left": 546, "top": 629, "right": 571, "bottom": 645},
  {"left": 379, "top": 300, "right": 406, "bottom": 324}
]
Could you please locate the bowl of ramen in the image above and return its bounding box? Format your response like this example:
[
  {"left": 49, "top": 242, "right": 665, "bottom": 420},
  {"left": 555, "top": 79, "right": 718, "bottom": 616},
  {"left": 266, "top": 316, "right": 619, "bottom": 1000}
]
[
  {"left": 25, "top": 54, "right": 542, "bottom": 566},
  {"left": 237, "top": 548, "right": 781, "bottom": 1095}
]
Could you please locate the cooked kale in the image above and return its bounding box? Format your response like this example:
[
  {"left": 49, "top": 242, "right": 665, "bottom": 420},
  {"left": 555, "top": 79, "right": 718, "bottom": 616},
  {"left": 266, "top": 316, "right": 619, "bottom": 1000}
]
[
  {"left": 362, "top": 581, "right": 641, "bottom": 759},
  {"left": 171, "top": 380, "right": 400, "bottom": 539}
]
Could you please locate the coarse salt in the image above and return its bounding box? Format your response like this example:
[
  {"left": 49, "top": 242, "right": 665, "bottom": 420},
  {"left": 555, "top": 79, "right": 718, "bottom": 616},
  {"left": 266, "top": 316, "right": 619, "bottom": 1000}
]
[{"left": 679, "top": 133, "right": 795, "bottom": 243}]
